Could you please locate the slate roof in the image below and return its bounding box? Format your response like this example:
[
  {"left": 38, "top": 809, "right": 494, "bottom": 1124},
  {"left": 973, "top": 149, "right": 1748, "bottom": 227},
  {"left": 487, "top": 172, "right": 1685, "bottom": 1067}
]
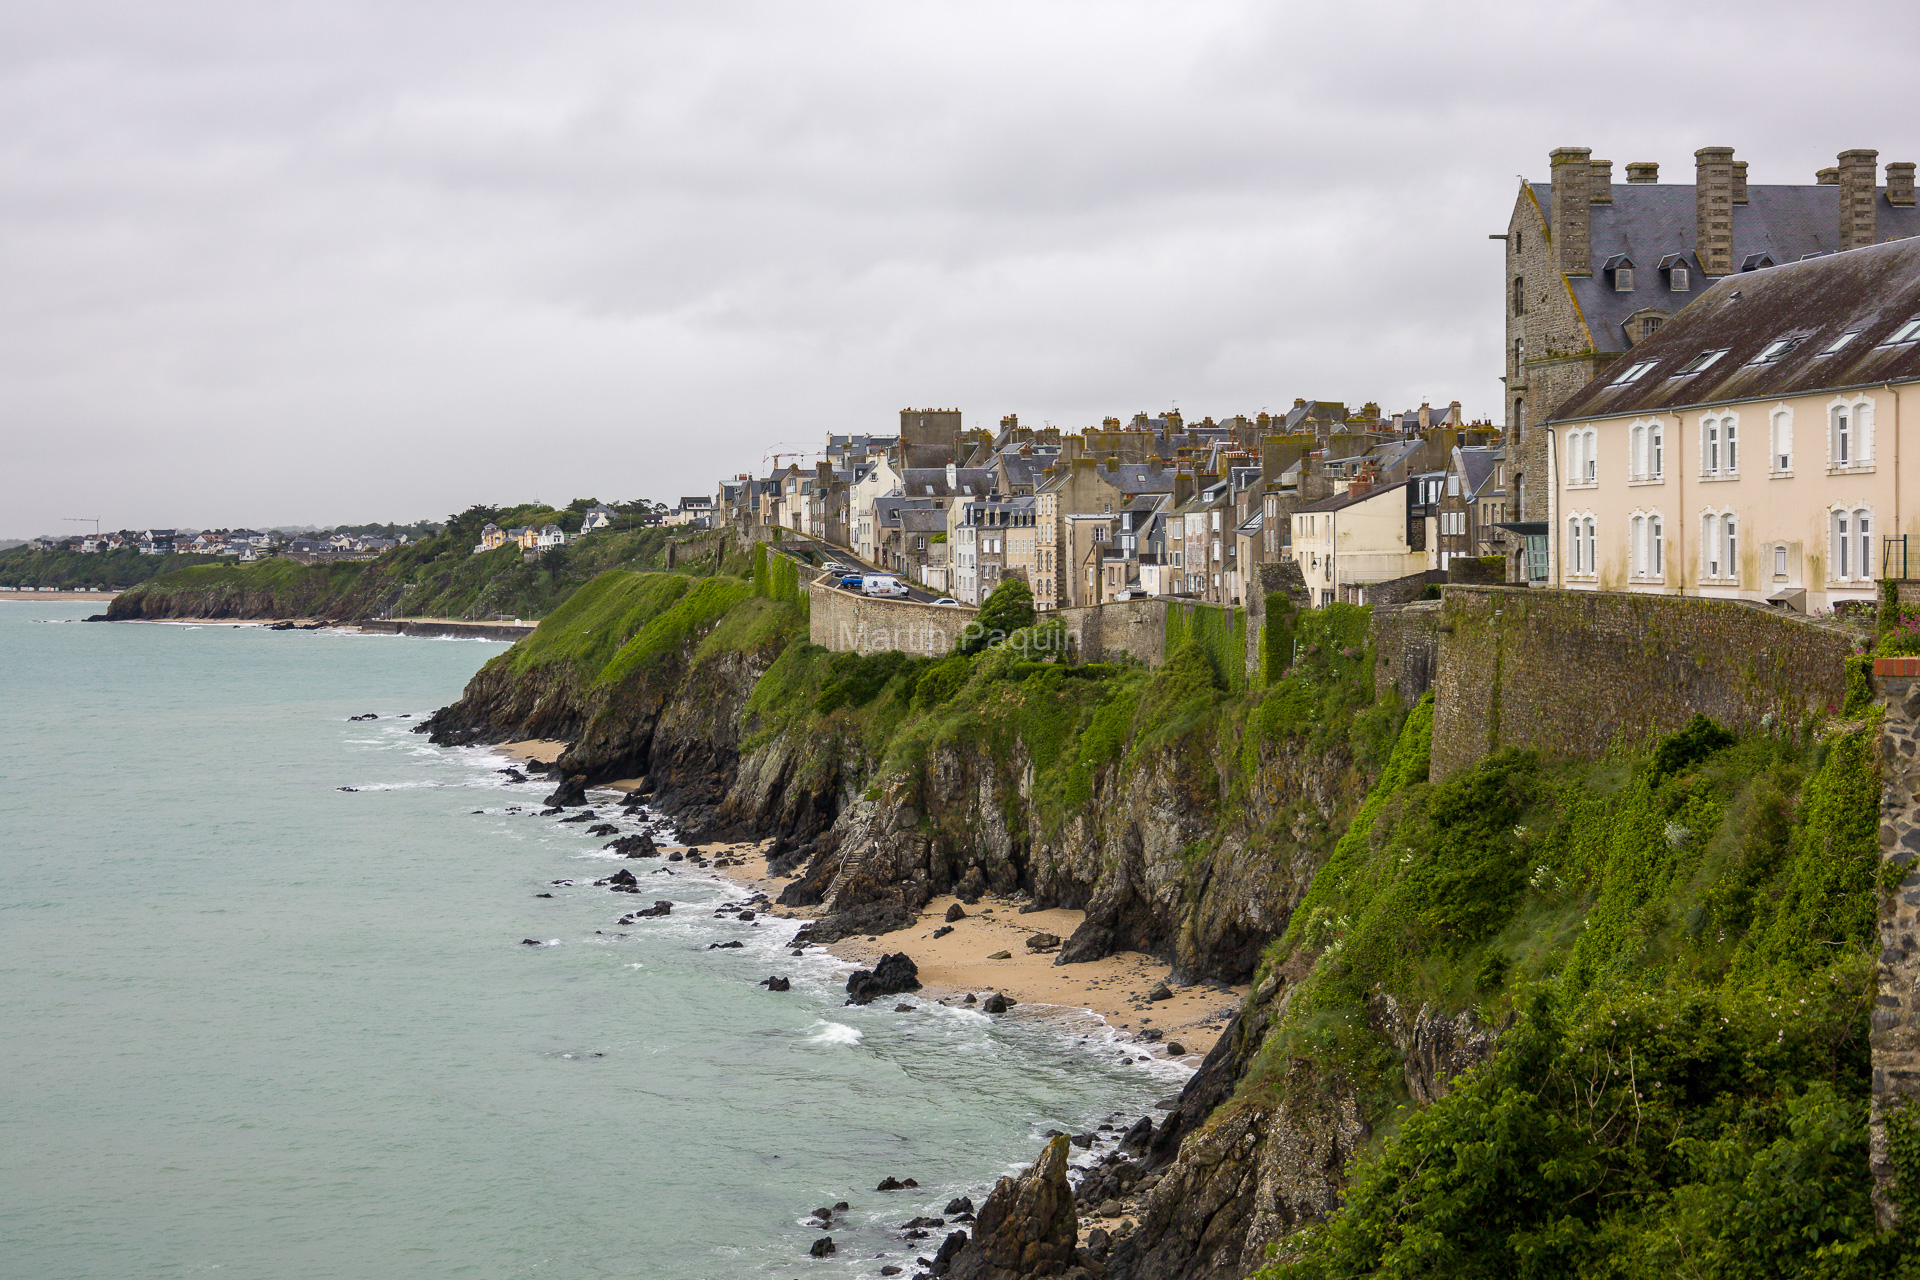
[
  {"left": 1455, "top": 446, "right": 1505, "bottom": 500},
  {"left": 1532, "top": 181, "right": 1920, "bottom": 355},
  {"left": 1293, "top": 477, "right": 1413, "bottom": 515},
  {"left": 901, "top": 467, "right": 995, "bottom": 497},
  {"left": 1547, "top": 236, "right": 1920, "bottom": 423}
]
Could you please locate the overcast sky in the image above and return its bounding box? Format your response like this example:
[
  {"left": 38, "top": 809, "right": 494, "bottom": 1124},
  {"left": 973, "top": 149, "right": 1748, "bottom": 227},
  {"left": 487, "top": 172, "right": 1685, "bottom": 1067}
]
[{"left": 3, "top": 0, "right": 1916, "bottom": 537}]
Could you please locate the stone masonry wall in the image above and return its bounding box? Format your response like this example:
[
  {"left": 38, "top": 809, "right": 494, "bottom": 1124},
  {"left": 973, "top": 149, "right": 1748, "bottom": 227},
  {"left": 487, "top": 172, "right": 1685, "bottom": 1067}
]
[
  {"left": 1371, "top": 601, "right": 1443, "bottom": 710},
  {"left": 1058, "top": 598, "right": 1168, "bottom": 666},
  {"left": 809, "top": 582, "right": 978, "bottom": 658},
  {"left": 1872, "top": 663, "right": 1920, "bottom": 1228},
  {"left": 1431, "top": 586, "right": 1853, "bottom": 780}
]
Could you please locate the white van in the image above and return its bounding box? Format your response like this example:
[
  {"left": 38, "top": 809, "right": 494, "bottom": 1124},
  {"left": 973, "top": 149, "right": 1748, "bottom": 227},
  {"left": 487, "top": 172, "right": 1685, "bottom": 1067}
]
[{"left": 860, "top": 575, "right": 909, "bottom": 598}]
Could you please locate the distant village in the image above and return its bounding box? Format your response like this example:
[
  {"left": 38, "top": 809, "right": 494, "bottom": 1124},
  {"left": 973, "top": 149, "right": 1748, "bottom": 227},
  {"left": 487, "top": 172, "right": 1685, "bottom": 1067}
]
[{"left": 22, "top": 527, "right": 418, "bottom": 564}]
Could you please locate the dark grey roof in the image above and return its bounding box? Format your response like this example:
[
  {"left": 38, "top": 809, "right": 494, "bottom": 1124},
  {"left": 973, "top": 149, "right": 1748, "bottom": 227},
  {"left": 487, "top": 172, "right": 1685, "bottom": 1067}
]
[
  {"left": 1532, "top": 181, "right": 1920, "bottom": 355},
  {"left": 1547, "top": 236, "right": 1920, "bottom": 422},
  {"left": 1293, "top": 477, "right": 1413, "bottom": 514},
  {"left": 1454, "top": 446, "right": 1504, "bottom": 500},
  {"left": 901, "top": 466, "right": 994, "bottom": 497},
  {"left": 902, "top": 509, "right": 947, "bottom": 533}
]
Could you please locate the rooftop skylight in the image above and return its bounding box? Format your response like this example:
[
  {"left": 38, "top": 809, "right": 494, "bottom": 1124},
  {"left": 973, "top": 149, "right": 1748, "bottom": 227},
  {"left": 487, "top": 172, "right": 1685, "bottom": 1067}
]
[
  {"left": 1751, "top": 336, "right": 1806, "bottom": 364},
  {"left": 1883, "top": 318, "right": 1920, "bottom": 346},
  {"left": 1612, "top": 360, "right": 1658, "bottom": 385},
  {"left": 1672, "top": 348, "right": 1731, "bottom": 376},
  {"left": 1818, "top": 330, "right": 1861, "bottom": 355}
]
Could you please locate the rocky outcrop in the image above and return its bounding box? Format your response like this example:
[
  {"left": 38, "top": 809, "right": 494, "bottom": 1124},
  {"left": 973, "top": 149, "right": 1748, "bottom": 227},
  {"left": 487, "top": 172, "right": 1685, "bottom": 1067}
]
[
  {"left": 1367, "top": 993, "right": 1502, "bottom": 1107},
  {"left": 944, "top": 1135, "right": 1078, "bottom": 1280}
]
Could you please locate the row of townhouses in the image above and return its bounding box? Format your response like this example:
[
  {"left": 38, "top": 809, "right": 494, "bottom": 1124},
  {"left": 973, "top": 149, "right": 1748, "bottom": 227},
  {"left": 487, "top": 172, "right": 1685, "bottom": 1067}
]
[{"left": 703, "top": 143, "right": 1920, "bottom": 616}]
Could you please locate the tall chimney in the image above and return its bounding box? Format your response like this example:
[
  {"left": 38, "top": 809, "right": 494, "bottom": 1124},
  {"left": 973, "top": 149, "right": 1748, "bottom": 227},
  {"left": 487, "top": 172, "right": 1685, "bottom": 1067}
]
[
  {"left": 1731, "top": 160, "right": 1749, "bottom": 204},
  {"left": 1695, "top": 147, "right": 1735, "bottom": 276},
  {"left": 1590, "top": 159, "right": 1613, "bottom": 200},
  {"left": 1817, "top": 167, "right": 1840, "bottom": 185},
  {"left": 1549, "top": 147, "right": 1593, "bottom": 275},
  {"left": 1838, "top": 149, "right": 1880, "bottom": 249},
  {"left": 1626, "top": 161, "right": 1659, "bottom": 183},
  {"left": 1890, "top": 162, "right": 1917, "bottom": 207}
]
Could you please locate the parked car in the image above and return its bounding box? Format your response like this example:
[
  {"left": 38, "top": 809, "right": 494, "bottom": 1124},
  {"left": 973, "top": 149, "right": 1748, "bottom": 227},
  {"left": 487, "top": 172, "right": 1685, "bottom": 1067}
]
[
  {"left": 932, "top": 597, "right": 960, "bottom": 607},
  {"left": 838, "top": 574, "right": 864, "bottom": 590},
  {"left": 859, "top": 575, "right": 909, "bottom": 598},
  {"left": 820, "top": 561, "right": 846, "bottom": 574},
  {"left": 1113, "top": 589, "right": 1141, "bottom": 601}
]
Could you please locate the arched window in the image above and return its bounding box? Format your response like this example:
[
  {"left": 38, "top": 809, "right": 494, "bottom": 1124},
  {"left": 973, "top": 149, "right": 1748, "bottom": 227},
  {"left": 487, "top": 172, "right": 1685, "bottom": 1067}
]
[
  {"left": 1725, "top": 417, "right": 1738, "bottom": 472},
  {"left": 1650, "top": 420, "right": 1664, "bottom": 477},
  {"left": 1569, "top": 517, "right": 1582, "bottom": 573},
  {"left": 1859, "top": 509, "right": 1872, "bottom": 580},
  {"left": 1651, "top": 516, "right": 1664, "bottom": 576},
  {"left": 1832, "top": 405, "right": 1852, "bottom": 465},
  {"left": 1513, "top": 276, "right": 1525, "bottom": 315},
  {"left": 1771, "top": 406, "right": 1793, "bottom": 473},
  {"left": 1630, "top": 422, "right": 1646, "bottom": 478},
  {"left": 1702, "top": 512, "right": 1717, "bottom": 577},
  {"left": 1584, "top": 429, "right": 1597, "bottom": 482},
  {"left": 1630, "top": 515, "right": 1645, "bottom": 575},
  {"left": 1584, "top": 517, "right": 1596, "bottom": 576},
  {"left": 1704, "top": 416, "right": 1720, "bottom": 474},
  {"left": 1567, "top": 432, "right": 1583, "bottom": 486}
]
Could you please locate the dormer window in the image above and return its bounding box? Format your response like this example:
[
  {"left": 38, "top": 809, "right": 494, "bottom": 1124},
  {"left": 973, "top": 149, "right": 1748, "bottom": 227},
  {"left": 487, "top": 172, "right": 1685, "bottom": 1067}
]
[
  {"left": 1604, "top": 254, "right": 1635, "bottom": 292},
  {"left": 1673, "top": 348, "right": 1730, "bottom": 376},
  {"left": 1741, "top": 252, "right": 1775, "bottom": 272},
  {"left": 1751, "top": 337, "right": 1805, "bottom": 364},
  {"left": 1659, "top": 254, "right": 1691, "bottom": 292}
]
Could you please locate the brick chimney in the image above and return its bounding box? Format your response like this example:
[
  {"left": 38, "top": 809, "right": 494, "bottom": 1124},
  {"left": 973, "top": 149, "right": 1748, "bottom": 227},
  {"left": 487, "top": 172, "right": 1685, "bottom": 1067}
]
[
  {"left": 1731, "top": 160, "right": 1749, "bottom": 204},
  {"left": 1891, "top": 162, "right": 1917, "bottom": 207},
  {"left": 1549, "top": 147, "right": 1593, "bottom": 275},
  {"left": 1839, "top": 149, "right": 1880, "bottom": 249},
  {"left": 1626, "top": 161, "right": 1659, "bottom": 184},
  {"left": 1590, "top": 159, "right": 1613, "bottom": 200},
  {"left": 1695, "top": 147, "right": 1735, "bottom": 275}
]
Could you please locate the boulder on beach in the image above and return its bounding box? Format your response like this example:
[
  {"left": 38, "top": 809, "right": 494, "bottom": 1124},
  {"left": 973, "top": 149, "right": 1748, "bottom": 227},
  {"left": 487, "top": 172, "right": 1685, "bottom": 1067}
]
[
  {"left": 944, "top": 902, "right": 967, "bottom": 923},
  {"left": 1118, "top": 1116, "right": 1154, "bottom": 1155},
  {"left": 1147, "top": 980, "right": 1173, "bottom": 1002},
  {"left": 1025, "top": 932, "right": 1061, "bottom": 951},
  {"left": 845, "top": 953, "right": 922, "bottom": 1005},
  {"left": 982, "top": 993, "right": 1015, "bottom": 1014},
  {"left": 542, "top": 774, "right": 588, "bottom": 808},
  {"left": 932, "top": 925, "right": 953, "bottom": 940},
  {"left": 986, "top": 950, "right": 1012, "bottom": 961}
]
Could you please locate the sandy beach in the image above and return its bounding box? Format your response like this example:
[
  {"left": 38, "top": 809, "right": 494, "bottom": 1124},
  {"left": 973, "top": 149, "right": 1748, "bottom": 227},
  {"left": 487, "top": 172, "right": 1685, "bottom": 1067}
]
[{"left": 0, "top": 589, "right": 119, "bottom": 603}]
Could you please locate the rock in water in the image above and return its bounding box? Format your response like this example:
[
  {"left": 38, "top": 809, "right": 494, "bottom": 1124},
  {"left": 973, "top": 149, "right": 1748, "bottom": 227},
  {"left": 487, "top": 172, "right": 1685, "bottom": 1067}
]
[
  {"left": 943, "top": 1196, "right": 975, "bottom": 1216},
  {"left": 982, "top": 993, "right": 1014, "bottom": 1014},
  {"left": 594, "top": 868, "right": 638, "bottom": 889},
  {"left": 543, "top": 774, "right": 587, "bottom": 808},
  {"left": 845, "top": 952, "right": 922, "bottom": 1005},
  {"left": 944, "top": 1134, "right": 1076, "bottom": 1280},
  {"left": 1118, "top": 1115, "right": 1154, "bottom": 1155},
  {"left": 809, "top": 1236, "right": 835, "bottom": 1257},
  {"left": 762, "top": 976, "right": 790, "bottom": 991}
]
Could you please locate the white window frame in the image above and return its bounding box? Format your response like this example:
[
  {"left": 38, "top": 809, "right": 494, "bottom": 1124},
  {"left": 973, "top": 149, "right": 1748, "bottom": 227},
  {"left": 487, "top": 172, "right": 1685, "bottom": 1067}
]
[
  {"left": 1566, "top": 512, "right": 1598, "bottom": 582},
  {"left": 1699, "top": 507, "right": 1739, "bottom": 583},
  {"left": 1828, "top": 394, "right": 1876, "bottom": 472},
  {"left": 1769, "top": 405, "right": 1793, "bottom": 476},
  {"left": 1830, "top": 506, "right": 1875, "bottom": 583},
  {"left": 1628, "top": 418, "right": 1665, "bottom": 484},
  {"left": 1628, "top": 509, "right": 1665, "bottom": 582}
]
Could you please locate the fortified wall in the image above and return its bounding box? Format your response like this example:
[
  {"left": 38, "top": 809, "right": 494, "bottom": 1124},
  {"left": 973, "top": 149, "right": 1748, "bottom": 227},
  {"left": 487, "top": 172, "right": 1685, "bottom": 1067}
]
[
  {"left": 1870, "top": 659, "right": 1920, "bottom": 1227},
  {"left": 1057, "top": 599, "right": 1168, "bottom": 666},
  {"left": 1430, "top": 586, "right": 1855, "bottom": 780},
  {"left": 808, "top": 582, "right": 978, "bottom": 659}
]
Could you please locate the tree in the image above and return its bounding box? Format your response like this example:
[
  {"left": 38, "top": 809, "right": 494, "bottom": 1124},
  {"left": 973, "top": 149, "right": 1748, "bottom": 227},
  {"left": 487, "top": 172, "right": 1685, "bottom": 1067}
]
[{"left": 961, "top": 577, "right": 1036, "bottom": 655}]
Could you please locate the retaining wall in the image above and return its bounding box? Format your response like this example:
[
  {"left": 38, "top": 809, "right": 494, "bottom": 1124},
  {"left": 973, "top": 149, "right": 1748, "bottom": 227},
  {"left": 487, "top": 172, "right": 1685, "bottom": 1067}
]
[
  {"left": 1430, "top": 586, "right": 1854, "bottom": 780},
  {"left": 808, "top": 582, "right": 978, "bottom": 658},
  {"left": 1871, "top": 662, "right": 1920, "bottom": 1228},
  {"left": 1057, "top": 598, "right": 1169, "bottom": 665},
  {"left": 1370, "top": 601, "right": 1443, "bottom": 709}
]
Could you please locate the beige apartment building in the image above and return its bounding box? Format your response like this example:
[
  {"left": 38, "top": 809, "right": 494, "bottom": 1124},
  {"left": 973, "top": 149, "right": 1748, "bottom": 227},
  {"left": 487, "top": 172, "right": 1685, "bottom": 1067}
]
[
  {"left": 1543, "top": 236, "right": 1920, "bottom": 607},
  {"left": 1289, "top": 478, "right": 1426, "bottom": 606}
]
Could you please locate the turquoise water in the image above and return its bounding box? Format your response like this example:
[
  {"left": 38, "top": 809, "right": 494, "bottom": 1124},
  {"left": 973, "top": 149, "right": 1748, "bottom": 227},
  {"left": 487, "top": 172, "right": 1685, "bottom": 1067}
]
[{"left": 0, "top": 604, "right": 1181, "bottom": 1279}]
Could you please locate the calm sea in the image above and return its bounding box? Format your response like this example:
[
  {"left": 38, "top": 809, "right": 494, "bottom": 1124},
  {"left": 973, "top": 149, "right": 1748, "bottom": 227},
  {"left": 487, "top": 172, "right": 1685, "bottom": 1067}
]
[{"left": 0, "top": 603, "right": 1182, "bottom": 1279}]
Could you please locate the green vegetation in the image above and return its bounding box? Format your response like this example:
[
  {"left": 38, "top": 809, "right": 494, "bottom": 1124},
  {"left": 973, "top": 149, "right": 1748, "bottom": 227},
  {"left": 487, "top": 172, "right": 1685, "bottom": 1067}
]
[
  {"left": 110, "top": 504, "right": 757, "bottom": 622},
  {"left": 961, "top": 577, "right": 1036, "bottom": 655},
  {"left": 1248, "top": 707, "right": 1915, "bottom": 1278},
  {"left": 0, "top": 545, "right": 227, "bottom": 591},
  {"left": 1164, "top": 600, "right": 1248, "bottom": 691}
]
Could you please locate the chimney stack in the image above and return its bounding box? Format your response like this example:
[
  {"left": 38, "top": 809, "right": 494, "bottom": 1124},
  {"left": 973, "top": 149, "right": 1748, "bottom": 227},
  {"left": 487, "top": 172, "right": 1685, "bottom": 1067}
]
[
  {"left": 1549, "top": 147, "right": 1593, "bottom": 275},
  {"left": 1731, "top": 160, "right": 1749, "bottom": 204},
  {"left": 1626, "top": 161, "right": 1659, "bottom": 183},
  {"left": 1695, "top": 147, "right": 1735, "bottom": 275},
  {"left": 1839, "top": 149, "right": 1880, "bottom": 249},
  {"left": 1589, "top": 159, "right": 1613, "bottom": 200},
  {"left": 1890, "top": 162, "right": 1917, "bottom": 207},
  {"left": 1817, "top": 167, "right": 1840, "bottom": 184}
]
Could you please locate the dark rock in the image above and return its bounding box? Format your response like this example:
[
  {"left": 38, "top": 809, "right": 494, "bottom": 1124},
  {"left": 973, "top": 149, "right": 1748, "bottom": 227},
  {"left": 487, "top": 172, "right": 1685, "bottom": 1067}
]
[
  {"left": 791, "top": 901, "right": 916, "bottom": 946},
  {"left": 336, "top": 786, "right": 358, "bottom": 793},
  {"left": 943, "top": 1196, "right": 975, "bottom": 1216},
  {"left": 1054, "top": 922, "right": 1115, "bottom": 966},
  {"left": 932, "top": 925, "right": 954, "bottom": 939},
  {"left": 811, "top": 1207, "right": 832, "bottom": 1220},
  {"left": 738, "top": 910, "right": 755, "bottom": 922},
  {"left": 982, "top": 993, "right": 1010, "bottom": 1014},
  {"left": 1025, "top": 932, "right": 1061, "bottom": 951},
  {"left": 1084, "top": 1226, "right": 1111, "bottom": 1259},
  {"left": 880, "top": 1267, "right": 902, "bottom": 1277},
  {"left": 1146, "top": 981, "right": 1172, "bottom": 1002},
  {"left": 1070, "top": 1133, "right": 1094, "bottom": 1149},
  {"left": 903, "top": 1216, "right": 946, "bottom": 1229},
  {"left": 931, "top": 1230, "right": 968, "bottom": 1276},
  {"left": 707, "top": 940, "right": 743, "bottom": 949},
  {"left": 895, "top": 1003, "right": 916, "bottom": 1012},
  {"left": 763, "top": 976, "right": 791, "bottom": 991},
  {"left": 538, "top": 807, "right": 562, "bottom": 817},
  {"left": 558, "top": 810, "right": 597, "bottom": 824},
  {"left": 945, "top": 902, "right": 967, "bottom": 923},
  {"left": 943, "top": 1135, "right": 1076, "bottom": 1280},
  {"left": 604, "top": 834, "right": 658, "bottom": 857},
  {"left": 846, "top": 953, "right": 921, "bottom": 1005},
  {"left": 543, "top": 774, "right": 588, "bottom": 808},
  {"left": 629, "top": 901, "right": 673, "bottom": 918},
  {"left": 955, "top": 866, "right": 987, "bottom": 904},
  {"left": 963, "top": 994, "right": 977, "bottom": 1004},
  {"left": 986, "top": 951, "right": 1012, "bottom": 961},
  {"left": 594, "top": 868, "right": 638, "bottom": 889},
  {"left": 809, "top": 1237, "right": 835, "bottom": 1258},
  {"left": 535, "top": 892, "right": 553, "bottom": 898},
  {"left": 1138, "top": 1028, "right": 1163, "bottom": 1043},
  {"left": 1117, "top": 1116, "right": 1153, "bottom": 1156},
  {"left": 1145, "top": 1011, "right": 1240, "bottom": 1170},
  {"left": 586, "top": 823, "right": 619, "bottom": 837},
  {"left": 498, "top": 768, "right": 526, "bottom": 783},
  {"left": 877, "top": 1176, "right": 905, "bottom": 1191},
  {"left": 834, "top": 1201, "right": 849, "bottom": 1211},
  {"left": 520, "top": 938, "right": 543, "bottom": 946},
  {"left": 1165, "top": 1042, "right": 1186, "bottom": 1055},
  {"left": 668, "top": 852, "right": 684, "bottom": 862},
  {"left": 349, "top": 712, "right": 379, "bottom": 721}
]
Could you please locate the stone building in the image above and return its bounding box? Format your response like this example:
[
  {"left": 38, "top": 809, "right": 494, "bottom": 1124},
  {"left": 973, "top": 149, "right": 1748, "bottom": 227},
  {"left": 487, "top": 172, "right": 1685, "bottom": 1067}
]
[{"left": 1502, "top": 144, "right": 1920, "bottom": 576}]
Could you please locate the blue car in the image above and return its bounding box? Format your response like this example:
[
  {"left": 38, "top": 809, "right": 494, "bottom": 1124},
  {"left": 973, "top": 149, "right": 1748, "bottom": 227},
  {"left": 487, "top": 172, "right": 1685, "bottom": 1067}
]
[{"left": 839, "top": 574, "right": 864, "bottom": 590}]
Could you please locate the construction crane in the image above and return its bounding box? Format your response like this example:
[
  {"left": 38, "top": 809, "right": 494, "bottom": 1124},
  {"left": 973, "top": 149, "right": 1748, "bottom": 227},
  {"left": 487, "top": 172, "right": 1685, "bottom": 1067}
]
[{"left": 63, "top": 517, "right": 101, "bottom": 535}]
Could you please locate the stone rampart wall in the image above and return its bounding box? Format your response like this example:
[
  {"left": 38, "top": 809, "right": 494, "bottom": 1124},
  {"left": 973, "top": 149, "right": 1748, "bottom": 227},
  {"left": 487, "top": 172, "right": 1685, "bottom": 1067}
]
[
  {"left": 1058, "top": 599, "right": 1169, "bottom": 666},
  {"left": 808, "top": 583, "right": 978, "bottom": 658},
  {"left": 1371, "top": 602, "right": 1443, "bottom": 709},
  {"left": 1431, "top": 586, "right": 1853, "bottom": 780},
  {"left": 1871, "top": 664, "right": 1920, "bottom": 1227}
]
